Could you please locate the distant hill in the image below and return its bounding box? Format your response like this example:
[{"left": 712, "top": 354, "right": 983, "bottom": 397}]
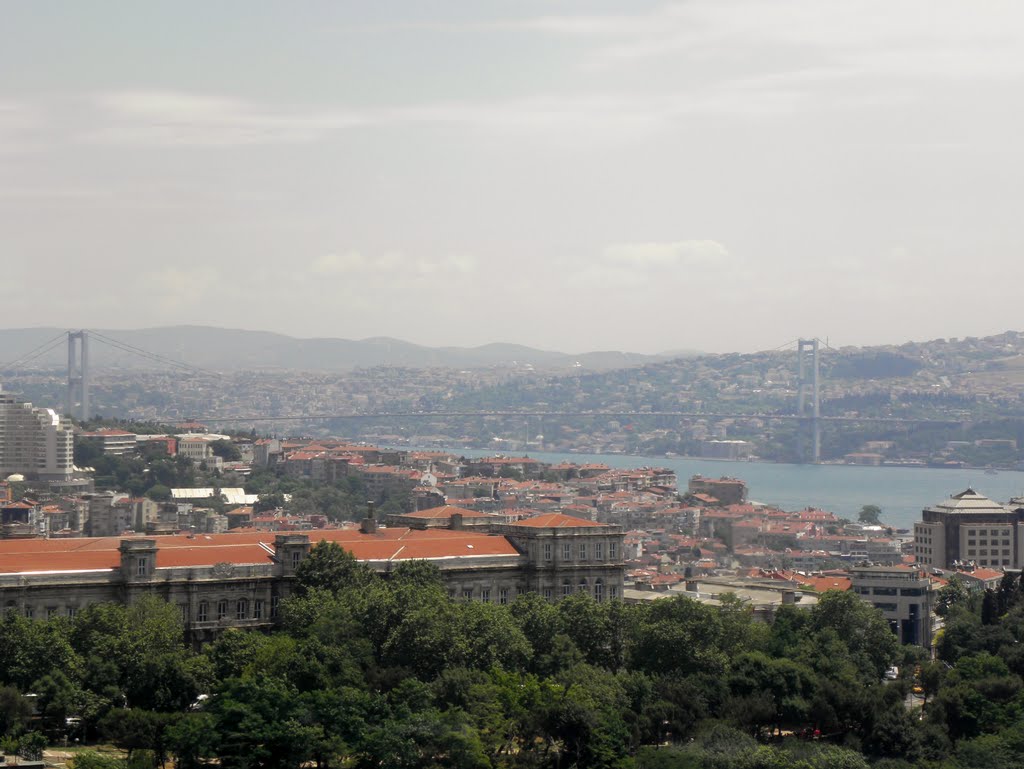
[{"left": 0, "top": 326, "right": 682, "bottom": 373}]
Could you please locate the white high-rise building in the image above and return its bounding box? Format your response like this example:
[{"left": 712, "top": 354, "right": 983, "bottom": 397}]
[{"left": 0, "top": 390, "right": 75, "bottom": 481}]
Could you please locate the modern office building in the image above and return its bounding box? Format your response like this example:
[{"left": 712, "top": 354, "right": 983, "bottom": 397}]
[
  {"left": 0, "top": 391, "right": 74, "bottom": 482},
  {"left": 914, "top": 488, "right": 1024, "bottom": 570},
  {"left": 851, "top": 564, "right": 933, "bottom": 646}
]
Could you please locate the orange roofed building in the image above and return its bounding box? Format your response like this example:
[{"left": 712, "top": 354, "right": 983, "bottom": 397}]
[{"left": 0, "top": 508, "right": 624, "bottom": 642}]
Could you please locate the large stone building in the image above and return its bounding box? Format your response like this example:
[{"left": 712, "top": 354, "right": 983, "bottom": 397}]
[
  {"left": 0, "top": 510, "right": 624, "bottom": 641},
  {"left": 914, "top": 488, "right": 1024, "bottom": 570},
  {"left": 0, "top": 392, "right": 74, "bottom": 482}
]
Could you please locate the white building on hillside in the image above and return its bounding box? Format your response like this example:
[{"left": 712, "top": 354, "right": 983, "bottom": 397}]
[{"left": 0, "top": 391, "right": 74, "bottom": 481}]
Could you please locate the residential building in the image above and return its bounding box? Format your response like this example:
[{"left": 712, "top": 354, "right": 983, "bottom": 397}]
[
  {"left": 76, "top": 428, "right": 138, "bottom": 456},
  {"left": 0, "top": 392, "right": 74, "bottom": 481}
]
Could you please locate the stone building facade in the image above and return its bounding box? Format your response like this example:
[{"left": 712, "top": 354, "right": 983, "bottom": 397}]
[{"left": 0, "top": 512, "right": 624, "bottom": 642}]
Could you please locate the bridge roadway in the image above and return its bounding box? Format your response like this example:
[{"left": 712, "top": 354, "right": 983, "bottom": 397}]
[{"left": 194, "top": 410, "right": 963, "bottom": 426}]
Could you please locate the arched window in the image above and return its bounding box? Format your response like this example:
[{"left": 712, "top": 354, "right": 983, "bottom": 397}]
[
  {"left": 594, "top": 579, "right": 604, "bottom": 603},
  {"left": 197, "top": 602, "right": 208, "bottom": 622},
  {"left": 217, "top": 600, "right": 229, "bottom": 621},
  {"left": 236, "top": 599, "right": 248, "bottom": 620},
  {"left": 578, "top": 578, "right": 588, "bottom": 594}
]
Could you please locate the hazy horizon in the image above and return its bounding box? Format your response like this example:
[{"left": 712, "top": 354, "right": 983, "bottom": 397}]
[{"left": 3, "top": 2, "right": 1023, "bottom": 354}]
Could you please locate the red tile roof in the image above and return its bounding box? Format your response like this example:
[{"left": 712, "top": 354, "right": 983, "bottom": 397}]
[
  {"left": 0, "top": 527, "right": 521, "bottom": 574},
  {"left": 399, "top": 505, "right": 494, "bottom": 520},
  {"left": 511, "top": 513, "right": 605, "bottom": 528}
]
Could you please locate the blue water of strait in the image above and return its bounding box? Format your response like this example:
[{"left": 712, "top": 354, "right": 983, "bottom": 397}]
[{"left": 428, "top": 448, "right": 1024, "bottom": 530}]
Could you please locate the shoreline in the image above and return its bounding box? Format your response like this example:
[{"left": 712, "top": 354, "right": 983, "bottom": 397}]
[{"left": 405, "top": 444, "right": 1024, "bottom": 476}]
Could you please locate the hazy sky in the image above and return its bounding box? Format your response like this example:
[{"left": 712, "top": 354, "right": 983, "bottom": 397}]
[{"left": 2, "top": 2, "right": 1023, "bottom": 354}]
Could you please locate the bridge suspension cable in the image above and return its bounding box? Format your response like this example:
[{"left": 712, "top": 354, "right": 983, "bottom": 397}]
[
  {"left": 86, "top": 330, "right": 227, "bottom": 379},
  {"left": 0, "top": 331, "right": 69, "bottom": 373}
]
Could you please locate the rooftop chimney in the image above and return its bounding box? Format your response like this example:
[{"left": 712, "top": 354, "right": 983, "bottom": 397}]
[
  {"left": 361, "top": 500, "right": 378, "bottom": 535},
  {"left": 450, "top": 512, "right": 464, "bottom": 530}
]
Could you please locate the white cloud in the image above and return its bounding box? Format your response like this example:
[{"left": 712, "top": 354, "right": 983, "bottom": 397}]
[
  {"left": 604, "top": 240, "right": 731, "bottom": 267},
  {"left": 310, "top": 251, "right": 476, "bottom": 278}
]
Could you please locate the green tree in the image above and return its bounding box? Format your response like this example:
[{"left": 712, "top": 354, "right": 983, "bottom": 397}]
[
  {"left": 294, "top": 541, "right": 375, "bottom": 597},
  {"left": 165, "top": 712, "right": 218, "bottom": 769},
  {"left": 146, "top": 484, "right": 171, "bottom": 502},
  {"left": 0, "top": 685, "right": 32, "bottom": 737},
  {"left": 936, "top": 576, "right": 970, "bottom": 617},
  {"left": 858, "top": 504, "right": 883, "bottom": 524}
]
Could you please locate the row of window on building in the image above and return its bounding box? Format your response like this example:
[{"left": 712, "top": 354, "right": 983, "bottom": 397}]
[
  {"left": 189, "top": 597, "right": 276, "bottom": 623},
  {"left": 450, "top": 579, "right": 619, "bottom": 604},
  {"left": 540, "top": 541, "right": 618, "bottom": 562}
]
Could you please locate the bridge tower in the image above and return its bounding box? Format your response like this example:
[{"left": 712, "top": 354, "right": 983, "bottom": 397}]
[
  {"left": 796, "top": 338, "right": 820, "bottom": 463},
  {"left": 67, "top": 330, "right": 90, "bottom": 421}
]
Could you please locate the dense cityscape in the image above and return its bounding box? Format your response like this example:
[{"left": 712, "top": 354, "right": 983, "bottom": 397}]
[
  {"left": 2, "top": 356, "right": 1024, "bottom": 767},
  {"left": 6, "top": 2, "right": 1024, "bottom": 767}
]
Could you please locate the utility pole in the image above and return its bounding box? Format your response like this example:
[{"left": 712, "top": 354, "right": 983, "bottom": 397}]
[{"left": 796, "top": 338, "right": 820, "bottom": 463}]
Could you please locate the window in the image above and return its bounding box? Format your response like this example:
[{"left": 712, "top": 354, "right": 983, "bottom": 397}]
[
  {"left": 608, "top": 542, "right": 618, "bottom": 560},
  {"left": 562, "top": 580, "right": 572, "bottom": 598},
  {"left": 47, "top": 607, "right": 57, "bottom": 619},
  {"left": 253, "top": 600, "right": 263, "bottom": 620},
  {"left": 875, "top": 603, "right": 898, "bottom": 612},
  {"left": 609, "top": 585, "right": 618, "bottom": 599},
  {"left": 481, "top": 589, "right": 491, "bottom": 603},
  {"left": 217, "top": 600, "right": 229, "bottom": 620},
  {"left": 24, "top": 606, "right": 33, "bottom": 620},
  {"left": 980, "top": 549, "right": 988, "bottom": 556},
  {"left": 197, "top": 602, "right": 208, "bottom": 622},
  {"left": 291, "top": 550, "right": 301, "bottom": 568},
  {"left": 499, "top": 588, "right": 509, "bottom": 605},
  {"left": 594, "top": 580, "right": 604, "bottom": 602},
  {"left": 900, "top": 588, "right": 923, "bottom": 596},
  {"left": 980, "top": 540, "right": 988, "bottom": 546},
  {"left": 578, "top": 543, "right": 587, "bottom": 560},
  {"left": 969, "top": 529, "right": 977, "bottom": 535},
  {"left": 543, "top": 588, "right": 553, "bottom": 601},
  {"left": 968, "top": 540, "right": 976, "bottom": 546},
  {"left": 136, "top": 557, "right": 148, "bottom": 576},
  {"left": 562, "top": 543, "right": 571, "bottom": 560},
  {"left": 979, "top": 530, "right": 988, "bottom": 536},
  {"left": 179, "top": 604, "right": 188, "bottom": 623},
  {"left": 1004, "top": 559, "right": 1011, "bottom": 566},
  {"left": 236, "top": 599, "right": 248, "bottom": 620},
  {"left": 595, "top": 542, "right": 604, "bottom": 560},
  {"left": 1004, "top": 540, "right": 1011, "bottom": 546},
  {"left": 517, "top": 587, "right": 526, "bottom": 597},
  {"left": 543, "top": 543, "right": 552, "bottom": 561},
  {"left": 462, "top": 589, "right": 473, "bottom": 601},
  {"left": 271, "top": 595, "right": 280, "bottom": 618},
  {"left": 66, "top": 606, "right": 77, "bottom": 619},
  {"left": 578, "top": 578, "right": 587, "bottom": 593}
]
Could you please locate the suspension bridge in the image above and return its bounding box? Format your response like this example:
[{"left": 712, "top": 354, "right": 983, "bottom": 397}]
[{"left": 0, "top": 331, "right": 962, "bottom": 464}]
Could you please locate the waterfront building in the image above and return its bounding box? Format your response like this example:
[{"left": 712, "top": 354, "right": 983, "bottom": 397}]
[
  {"left": 913, "top": 488, "right": 1024, "bottom": 570},
  {"left": 0, "top": 392, "right": 74, "bottom": 482}
]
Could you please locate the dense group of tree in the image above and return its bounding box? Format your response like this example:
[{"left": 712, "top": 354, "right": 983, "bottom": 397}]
[{"left": 4, "top": 549, "right": 1024, "bottom": 768}]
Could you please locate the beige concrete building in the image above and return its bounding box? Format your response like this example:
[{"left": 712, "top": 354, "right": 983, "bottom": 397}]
[
  {"left": 851, "top": 564, "right": 933, "bottom": 647},
  {"left": 914, "top": 488, "right": 1024, "bottom": 570}
]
